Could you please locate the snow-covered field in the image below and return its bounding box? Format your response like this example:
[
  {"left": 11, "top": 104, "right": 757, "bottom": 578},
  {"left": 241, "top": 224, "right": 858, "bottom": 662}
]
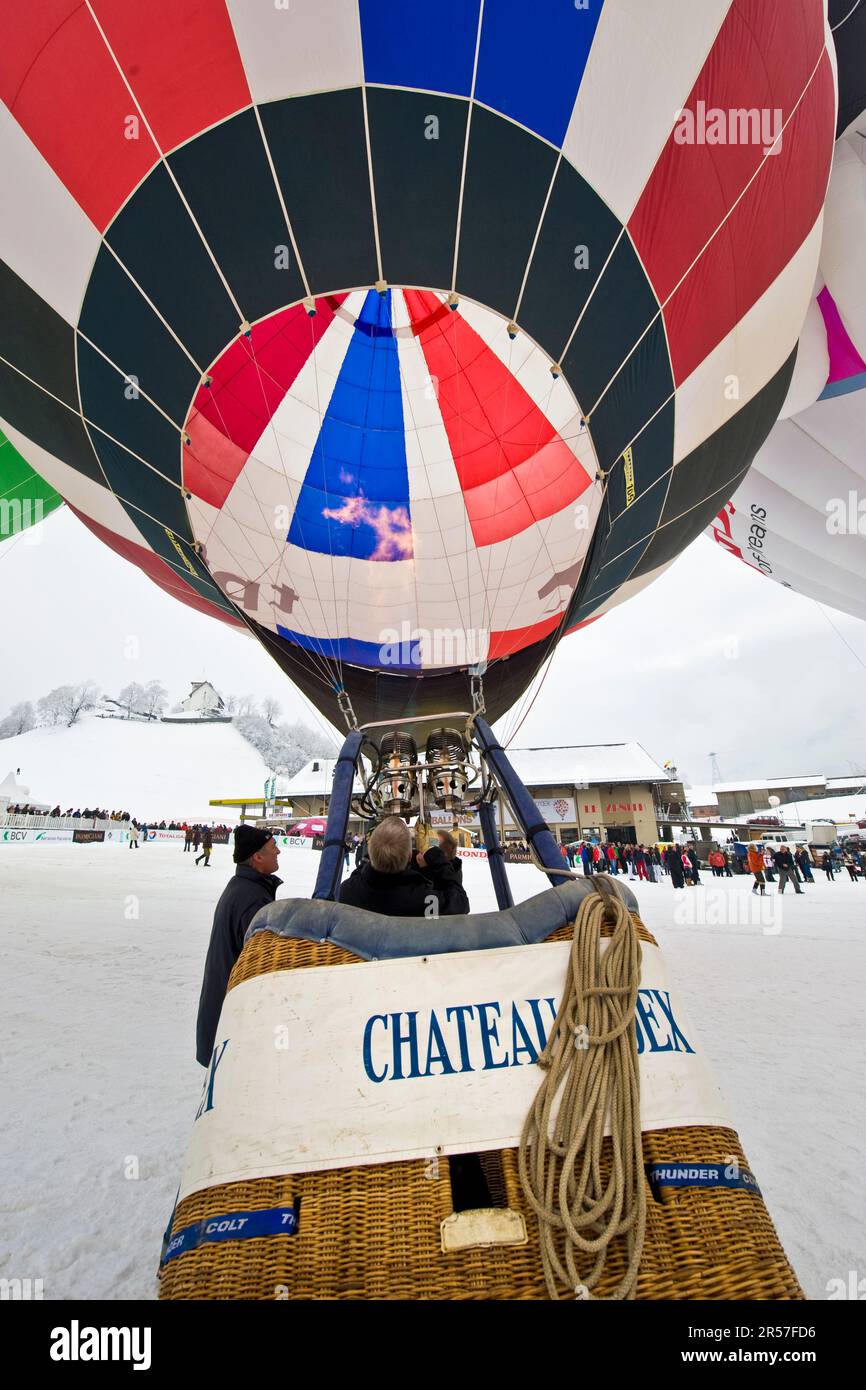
[
  {"left": 1, "top": 840, "right": 863, "bottom": 1301},
  {"left": 0, "top": 714, "right": 273, "bottom": 823}
]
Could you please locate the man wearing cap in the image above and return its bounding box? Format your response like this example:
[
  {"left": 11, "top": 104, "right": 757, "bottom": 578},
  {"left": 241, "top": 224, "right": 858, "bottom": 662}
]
[{"left": 195, "top": 825, "right": 281, "bottom": 1066}]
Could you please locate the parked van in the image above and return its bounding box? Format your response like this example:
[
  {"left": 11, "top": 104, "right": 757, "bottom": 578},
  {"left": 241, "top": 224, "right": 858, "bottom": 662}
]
[{"left": 749, "top": 829, "right": 808, "bottom": 846}]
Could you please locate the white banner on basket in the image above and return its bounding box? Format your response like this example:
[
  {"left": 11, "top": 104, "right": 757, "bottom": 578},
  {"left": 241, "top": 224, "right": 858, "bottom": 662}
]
[{"left": 180, "top": 941, "right": 729, "bottom": 1201}]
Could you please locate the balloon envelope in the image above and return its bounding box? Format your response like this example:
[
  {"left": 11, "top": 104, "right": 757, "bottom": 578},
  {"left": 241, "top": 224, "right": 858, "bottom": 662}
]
[
  {"left": 0, "top": 0, "right": 836, "bottom": 722},
  {"left": 0, "top": 428, "right": 62, "bottom": 540},
  {"left": 706, "top": 6, "right": 866, "bottom": 623}
]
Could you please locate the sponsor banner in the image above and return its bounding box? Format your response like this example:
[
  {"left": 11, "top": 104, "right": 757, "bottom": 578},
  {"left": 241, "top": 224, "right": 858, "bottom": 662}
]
[
  {"left": 428, "top": 809, "right": 481, "bottom": 830},
  {"left": 0, "top": 827, "right": 128, "bottom": 845},
  {"left": 504, "top": 797, "right": 576, "bottom": 825},
  {"left": 646, "top": 1162, "right": 761, "bottom": 1197},
  {"left": 163, "top": 1202, "right": 300, "bottom": 1265},
  {"left": 181, "top": 941, "right": 728, "bottom": 1201},
  {"left": 141, "top": 829, "right": 230, "bottom": 843},
  {"left": 457, "top": 847, "right": 488, "bottom": 860},
  {"left": 537, "top": 797, "right": 576, "bottom": 823},
  {"left": 503, "top": 848, "right": 532, "bottom": 864},
  {"left": 1, "top": 827, "right": 73, "bottom": 844},
  {"left": 276, "top": 835, "right": 316, "bottom": 849}
]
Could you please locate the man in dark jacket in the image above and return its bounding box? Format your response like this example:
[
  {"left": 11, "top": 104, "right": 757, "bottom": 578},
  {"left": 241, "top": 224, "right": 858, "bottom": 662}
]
[
  {"left": 339, "top": 816, "right": 466, "bottom": 918},
  {"left": 196, "top": 825, "right": 281, "bottom": 1066},
  {"left": 773, "top": 846, "right": 803, "bottom": 894}
]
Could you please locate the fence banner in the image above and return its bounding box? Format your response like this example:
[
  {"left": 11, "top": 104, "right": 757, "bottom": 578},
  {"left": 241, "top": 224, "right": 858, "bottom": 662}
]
[{"left": 0, "top": 827, "right": 128, "bottom": 845}]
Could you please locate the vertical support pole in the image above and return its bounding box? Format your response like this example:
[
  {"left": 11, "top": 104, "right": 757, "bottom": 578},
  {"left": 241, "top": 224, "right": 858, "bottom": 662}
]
[
  {"left": 472, "top": 717, "right": 565, "bottom": 887},
  {"left": 479, "top": 800, "right": 514, "bottom": 910},
  {"left": 312, "top": 730, "right": 364, "bottom": 901}
]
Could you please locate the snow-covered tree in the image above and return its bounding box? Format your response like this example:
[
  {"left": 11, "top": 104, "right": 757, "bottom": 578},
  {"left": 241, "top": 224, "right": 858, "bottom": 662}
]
[
  {"left": 233, "top": 693, "right": 257, "bottom": 717},
  {"left": 279, "top": 720, "right": 337, "bottom": 775},
  {"left": 0, "top": 701, "right": 36, "bottom": 739},
  {"left": 37, "top": 687, "right": 71, "bottom": 726},
  {"left": 141, "top": 680, "right": 168, "bottom": 719},
  {"left": 37, "top": 681, "right": 100, "bottom": 728},
  {"left": 261, "top": 696, "right": 281, "bottom": 728},
  {"left": 117, "top": 682, "right": 146, "bottom": 718},
  {"left": 235, "top": 712, "right": 335, "bottom": 775},
  {"left": 234, "top": 713, "right": 279, "bottom": 768}
]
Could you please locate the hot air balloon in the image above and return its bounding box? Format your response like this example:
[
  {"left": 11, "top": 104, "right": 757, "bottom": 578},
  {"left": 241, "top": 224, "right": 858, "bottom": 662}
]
[
  {"left": 0, "top": 428, "right": 62, "bottom": 539},
  {"left": 0, "top": 0, "right": 836, "bottom": 728},
  {"left": 706, "top": 0, "right": 866, "bottom": 619}
]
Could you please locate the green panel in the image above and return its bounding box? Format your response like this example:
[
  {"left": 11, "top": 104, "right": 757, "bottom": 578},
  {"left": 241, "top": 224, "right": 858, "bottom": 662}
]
[{"left": 0, "top": 430, "right": 64, "bottom": 538}]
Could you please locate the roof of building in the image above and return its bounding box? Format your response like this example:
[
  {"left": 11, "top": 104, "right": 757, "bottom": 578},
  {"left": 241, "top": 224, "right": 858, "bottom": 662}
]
[
  {"left": 685, "top": 786, "right": 719, "bottom": 807},
  {"left": 279, "top": 759, "right": 365, "bottom": 797},
  {"left": 712, "top": 776, "right": 826, "bottom": 793},
  {"left": 283, "top": 743, "right": 673, "bottom": 799},
  {"left": 506, "top": 743, "right": 674, "bottom": 789}
]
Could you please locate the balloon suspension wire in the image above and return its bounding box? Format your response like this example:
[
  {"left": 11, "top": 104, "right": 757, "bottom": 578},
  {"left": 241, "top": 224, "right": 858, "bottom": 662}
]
[
  {"left": 440, "top": 297, "right": 585, "bottom": 721},
  {"left": 813, "top": 598, "right": 866, "bottom": 673},
  {"left": 198, "top": 319, "right": 346, "bottom": 697}
]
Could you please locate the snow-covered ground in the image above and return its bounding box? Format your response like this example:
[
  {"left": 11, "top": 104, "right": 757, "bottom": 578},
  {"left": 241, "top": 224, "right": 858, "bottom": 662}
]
[
  {"left": 0, "top": 714, "right": 273, "bottom": 823},
  {"left": 1, "top": 840, "right": 863, "bottom": 1301}
]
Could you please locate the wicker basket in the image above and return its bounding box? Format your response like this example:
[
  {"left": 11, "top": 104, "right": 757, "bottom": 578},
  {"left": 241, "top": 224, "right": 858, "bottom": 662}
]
[{"left": 160, "top": 918, "right": 803, "bottom": 1300}]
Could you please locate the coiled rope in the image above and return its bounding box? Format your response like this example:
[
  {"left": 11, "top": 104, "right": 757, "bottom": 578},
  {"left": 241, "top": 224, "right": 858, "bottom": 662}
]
[{"left": 518, "top": 875, "right": 646, "bottom": 1299}]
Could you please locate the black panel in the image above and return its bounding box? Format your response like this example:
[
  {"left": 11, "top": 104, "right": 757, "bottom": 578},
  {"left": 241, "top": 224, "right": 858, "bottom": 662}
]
[
  {"left": 601, "top": 399, "right": 675, "bottom": 539},
  {"left": 586, "top": 319, "right": 674, "bottom": 473},
  {"left": 0, "top": 260, "right": 78, "bottom": 407},
  {"left": 570, "top": 472, "right": 670, "bottom": 622},
  {"left": 77, "top": 340, "right": 183, "bottom": 482},
  {"left": 84, "top": 429, "right": 191, "bottom": 539},
  {"left": 169, "top": 108, "right": 306, "bottom": 323},
  {"left": 456, "top": 105, "right": 556, "bottom": 319},
  {"left": 367, "top": 88, "right": 467, "bottom": 291},
  {"left": 131, "top": 506, "right": 235, "bottom": 611},
  {"left": 105, "top": 162, "right": 239, "bottom": 369},
  {"left": 254, "top": 618, "right": 552, "bottom": 728},
  {"left": 561, "top": 233, "right": 661, "bottom": 427},
  {"left": 261, "top": 90, "right": 378, "bottom": 294},
  {"left": 658, "top": 351, "right": 795, "bottom": 529},
  {"left": 829, "top": 0, "right": 866, "bottom": 135},
  {"left": 518, "top": 161, "right": 621, "bottom": 363},
  {"left": 631, "top": 351, "right": 797, "bottom": 578},
  {"left": 0, "top": 360, "right": 103, "bottom": 484},
  {"left": 567, "top": 397, "right": 675, "bottom": 624},
  {"left": 78, "top": 248, "right": 200, "bottom": 426},
  {"left": 630, "top": 469, "right": 750, "bottom": 581}
]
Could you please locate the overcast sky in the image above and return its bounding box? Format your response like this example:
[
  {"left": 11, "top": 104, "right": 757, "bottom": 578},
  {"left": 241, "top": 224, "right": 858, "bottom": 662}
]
[{"left": 1, "top": 505, "right": 863, "bottom": 788}]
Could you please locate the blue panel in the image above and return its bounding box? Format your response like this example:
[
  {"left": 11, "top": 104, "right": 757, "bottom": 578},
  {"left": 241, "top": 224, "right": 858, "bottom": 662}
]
[
  {"left": 288, "top": 290, "right": 413, "bottom": 562},
  {"left": 277, "top": 626, "right": 423, "bottom": 673},
  {"left": 817, "top": 371, "right": 866, "bottom": 401},
  {"left": 474, "top": 0, "right": 605, "bottom": 147},
  {"left": 360, "top": 0, "right": 481, "bottom": 96}
]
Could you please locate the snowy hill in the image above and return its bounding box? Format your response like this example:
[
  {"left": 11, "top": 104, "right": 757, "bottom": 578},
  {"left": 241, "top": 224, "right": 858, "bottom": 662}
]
[{"left": 0, "top": 714, "right": 274, "bottom": 822}]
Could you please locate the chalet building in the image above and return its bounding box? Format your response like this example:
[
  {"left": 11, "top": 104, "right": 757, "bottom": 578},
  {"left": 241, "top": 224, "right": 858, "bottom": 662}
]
[{"left": 180, "top": 681, "right": 225, "bottom": 715}]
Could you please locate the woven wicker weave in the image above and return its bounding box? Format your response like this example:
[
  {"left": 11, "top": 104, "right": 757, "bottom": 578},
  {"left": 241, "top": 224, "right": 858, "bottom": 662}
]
[{"left": 160, "top": 916, "right": 803, "bottom": 1300}]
